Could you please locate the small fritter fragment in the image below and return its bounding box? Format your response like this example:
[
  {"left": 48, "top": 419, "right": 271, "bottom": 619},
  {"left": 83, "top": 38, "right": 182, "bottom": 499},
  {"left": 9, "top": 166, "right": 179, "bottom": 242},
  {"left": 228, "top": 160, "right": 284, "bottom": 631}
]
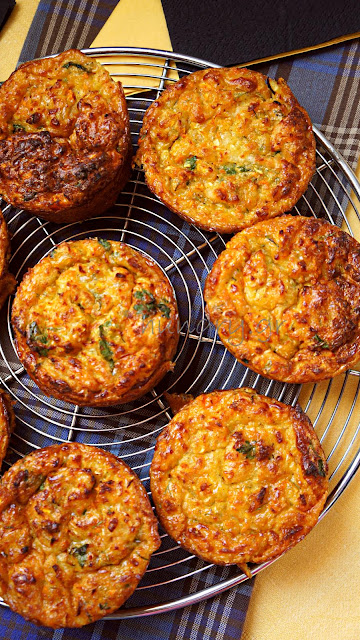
[
  {"left": 11, "top": 238, "right": 179, "bottom": 406},
  {"left": 135, "top": 67, "right": 315, "bottom": 233},
  {"left": 0, "top": 443, "right": 160, "bottom": 628},
  {"left": 0, "top": 389, "right": 15, "bottom": 467},
  {"left": 0, "top": 49, "right": 132, "bottom": 223},
  {"left": 150, "top": 388, "right": 328, "bottom": 566},
  {"left": 164, "top": 392, "right": 194, "bottom": 415},
  {"left": 204, "top": 215, "right": 360, "bottom": 383}
]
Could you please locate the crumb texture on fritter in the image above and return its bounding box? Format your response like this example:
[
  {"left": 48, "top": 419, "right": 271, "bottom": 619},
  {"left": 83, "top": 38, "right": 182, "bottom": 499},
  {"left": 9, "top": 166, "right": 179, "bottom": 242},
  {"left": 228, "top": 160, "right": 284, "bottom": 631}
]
[
  {"left": 0, "top": 443, "right": 160, "bottom": 628},
  {"left": 0, "top": 49, "right": 132, "bottom": 222},
  {"left": 11, "top": 238, "right": 179, "bottom": 406},
  {"left": 150, "top": 388, "right": 328, "bottom": 566},
  {"left": 204, "top": 215, "right": 360, "bottom": 382},
  {"left": 135, "top": 67, "right": 315, "bottom": 233}
]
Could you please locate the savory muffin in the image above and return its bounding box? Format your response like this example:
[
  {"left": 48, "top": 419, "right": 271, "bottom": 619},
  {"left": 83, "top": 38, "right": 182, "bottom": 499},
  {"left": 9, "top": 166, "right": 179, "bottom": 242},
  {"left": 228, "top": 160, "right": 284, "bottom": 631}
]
[
  {"left": 135, "top": 66, "right": 315, "bottom": 233},
  {"left": 11, "top": 238, "right": 179, "bottom": 406},
  {"left": 0, "top": 442, "right": 160, "bottom": 628},
  {"left": 0, "top": 49, "right": 131, "bottom": 223},
  {"left": 0, "top": 210, "right": 16, "bottom": 308},
  {"left": 204, "top": 215, "right": 360, "bottom": 383},
  {"left": 150, "top": 388, "right": 328, "bottom": 566},
  {"left": 0, "top": 389, "right": 15, "bottom": 467}
]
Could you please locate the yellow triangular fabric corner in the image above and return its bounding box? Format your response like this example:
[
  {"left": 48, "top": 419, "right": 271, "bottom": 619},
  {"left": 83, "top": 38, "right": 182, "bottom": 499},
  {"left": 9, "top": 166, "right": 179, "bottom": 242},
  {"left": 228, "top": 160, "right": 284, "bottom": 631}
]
[
  {"left": 92, "top": 0, "right": 172, "bottom": 51},
  {"left": 91, "top": 0, "right": 178, "bottom": 94}
]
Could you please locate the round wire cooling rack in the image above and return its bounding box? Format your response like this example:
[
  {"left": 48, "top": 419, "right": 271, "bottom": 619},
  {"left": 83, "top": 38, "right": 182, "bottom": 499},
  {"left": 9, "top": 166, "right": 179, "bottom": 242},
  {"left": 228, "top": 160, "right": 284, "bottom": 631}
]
[{"left": 0, "top": 47, "right": 360, "bottom": 618}]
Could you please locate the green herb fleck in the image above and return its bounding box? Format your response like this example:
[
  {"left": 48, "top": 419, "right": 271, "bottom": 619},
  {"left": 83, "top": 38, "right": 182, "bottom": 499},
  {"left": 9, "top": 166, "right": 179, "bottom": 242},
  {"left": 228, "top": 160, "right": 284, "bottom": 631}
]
[
  {"left": 242, "top": 358, "right": 249, "bottom": 364},
  {"left": 93, "top": 292, "right": 102, "bottom": 308},
  {"left": 184, "top": 155, "right": 197, "bottom": 171},
  {"left": 134, "top": 302, "right": 155, "bottom": 317},
  {"left": 134, "top": 289, "right": 170, "bottom": 318},
  {"left": 70, "top": 544, "right": 88, "bottom": 568},
  {"left": 98, "top": 238, "right": 111, "bottom": 251},
  {"left": 39, "top": 480, "right": 46, "bottom": 491},
  {"left": 314, "top": 334, "right": 330, "bottom": 349},
  {"left": 49, "top": 248, "right": 57, "bottom": 258},
  {"left": 265, "top": 235, "right": 279, "bottom": 247},
  {"left": 13, "top": 123, "right": 25, "bottom": 132},
  {"left": 157, "top": 300, "right": 171, "bottom": 318},
  {"left": 99, "top": 602, "right": 111, "bottom": 611},
  {"left": 317, "top": 458, "right": 326, "bottom": 477},
  {"left": 63, "top": 62, "right": 88, "bottom": 71},
  {"left": 29, "top": 321, "right": 48, "bottom": 344},
  {"left": 236, "top": 440, "right": 256, "bottom": 459},
  {"left": 134, "top": 289, "right": 152, "bottom": 301},
  {"left": 317, "top": 231, "right": 337, "bottom": 242},
  {"left": 222, "top": 162, "right": 237, "bottom": 175},
  {"left": 28, "top": 321, "right": 49, "bottom": 356},
  {"left": 238, "top": 166, "right": 251, "bottom": 173},
  {"left": 99, "top": 324, "right": 114, "bottom": 372},
  {"left": 133, "top": 289, "right": 156, "bottom": 316}
]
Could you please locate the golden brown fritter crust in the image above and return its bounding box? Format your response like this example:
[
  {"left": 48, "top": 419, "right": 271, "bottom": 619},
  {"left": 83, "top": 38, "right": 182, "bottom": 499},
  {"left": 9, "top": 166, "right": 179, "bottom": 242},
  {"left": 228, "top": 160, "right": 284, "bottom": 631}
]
[
  {"left": 0, "top": 209, "right": 16, "bottom": 308},
  {"left": 0, "top": 442, "right": 160, "bottom": 628},
  {"left": 150, "top": 388, "right": 328, "bottom": 566},
  {"left": 0, "top": 390, "right": 15, "bottom": 467},
  {"left": 12, "top": 238, "right": 179, "bottom": 406},
  {"left": 135, "top": 67, "right": 315, "bottom": 233},
  {"left": 204, "top": 215, "right": 360, "bottom": 383},
  {"left": 0, "top": 49, "right": 132, "bottom": 223}
]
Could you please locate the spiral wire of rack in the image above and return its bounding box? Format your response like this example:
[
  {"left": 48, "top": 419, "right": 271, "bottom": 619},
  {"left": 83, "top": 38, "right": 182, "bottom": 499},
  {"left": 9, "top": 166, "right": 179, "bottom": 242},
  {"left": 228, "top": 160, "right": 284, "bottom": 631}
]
[{"left": 0, "top": 48, "right": 359, "bottom": 617}]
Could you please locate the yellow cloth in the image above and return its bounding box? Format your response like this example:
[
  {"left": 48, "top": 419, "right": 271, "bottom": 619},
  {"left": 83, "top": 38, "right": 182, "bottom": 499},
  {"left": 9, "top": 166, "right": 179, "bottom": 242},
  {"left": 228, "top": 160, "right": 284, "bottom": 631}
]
[
  {"left": 1, "top": 2, "right": 360, "bottom": 638},
  {"left": 0, "top": 0, "right": 39, "bottom": 81},
  {"left": 242, "top": 471, "right": 360, "bottom": 640},
  {"left": 92, "top": 0, "right": 172, "bottom": 50}
]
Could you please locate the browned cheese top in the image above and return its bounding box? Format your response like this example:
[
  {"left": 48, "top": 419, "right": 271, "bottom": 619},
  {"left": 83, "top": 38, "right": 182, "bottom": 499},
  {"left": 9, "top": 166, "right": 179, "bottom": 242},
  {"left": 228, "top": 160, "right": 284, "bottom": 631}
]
[
  {"left": 204, "top": 215, "right": 360, "bottom": 383},
  {"left": 0, "top": 443, "right": 160, "bottom": 628},
  {"left": 150, "top": 388, "right": 328, "bottom": 566},
  {"left": 135, "top": 67, "right": 315, "bottom": 233},
  {"left": 11, "top": 238, "right": 179, "bottom": 406},
  {"left": 0, "top": 49, "right": 130, "bottom": 212},
  {"left": 0, "top": 390, "right": 15, "bottom": 467}
]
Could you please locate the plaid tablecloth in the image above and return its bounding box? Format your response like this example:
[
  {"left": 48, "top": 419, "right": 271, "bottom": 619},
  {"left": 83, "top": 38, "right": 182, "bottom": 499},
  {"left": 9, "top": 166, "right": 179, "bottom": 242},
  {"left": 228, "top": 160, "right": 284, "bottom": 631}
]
[{"left": 0, "top": 2, "right": 359, "bottom": 639}]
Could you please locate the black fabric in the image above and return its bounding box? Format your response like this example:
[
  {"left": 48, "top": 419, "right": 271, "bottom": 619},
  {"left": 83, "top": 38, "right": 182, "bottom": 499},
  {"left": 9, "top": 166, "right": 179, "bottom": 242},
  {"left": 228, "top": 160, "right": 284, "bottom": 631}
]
[
  {"left": 161, "top": 0, "right": 360, "bottom": 66},
  {"left": 0, "top": 0, "right": 15, "bottom": 32}
]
